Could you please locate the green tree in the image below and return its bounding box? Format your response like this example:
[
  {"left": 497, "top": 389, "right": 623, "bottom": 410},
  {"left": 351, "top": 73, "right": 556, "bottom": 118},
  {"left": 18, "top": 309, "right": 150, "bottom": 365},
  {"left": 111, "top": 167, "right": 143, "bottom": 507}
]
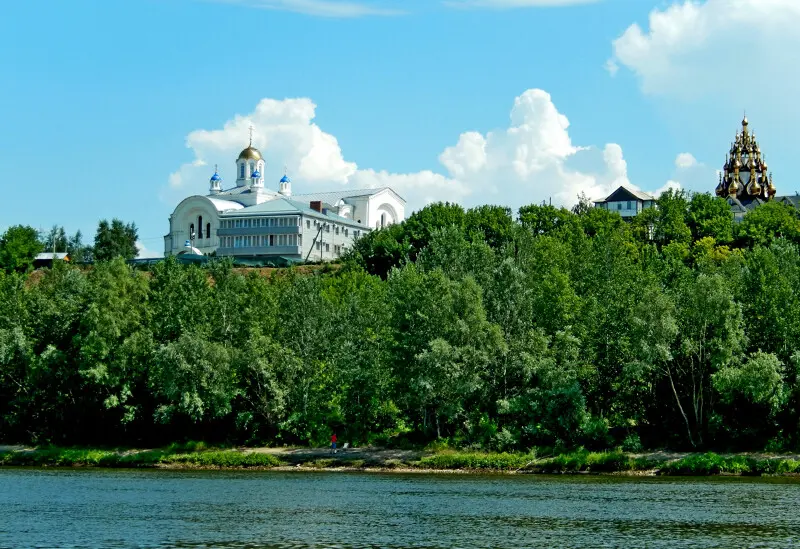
[
  {"left": 740, "top": 242, "right": 800, "bottom": 361},
  {"left": 713, "top": 351, "right": 787, "bottom": 415},
  {"left": 321, "top": 270, "right": 397, "bottom": 444},
  {"left": 464, "top": 205, "right": 515, "bottom": 250},
  {"left": 735, "top": 201, "right": 800, "bottom": 248},
  {"left": 653, "top": 189, "right": 692, "bottom": 246},
  {"left": 672, "top": 274, "right": 746, "bottom": 446},
  {"left": 93, "top": 218, "right": 139, "bottom": 261},
  {"left": 76, "top": 258, "right": 152, "bottom": 427},
  {"left": 343, "top": 223, "right": 409, "bottom": 279},
  {"left": 41, "top": 225, "right": 68, "bottom": 254},
  {"left": 416, "top": 226, "right": 495, "bottom": 287},
  {"left": 518, "top": 204, "right": 579, "bottom": 237},
  {"left": 150, "top": 333, "right": 237, "bottom": 423},
  {"left": 20, "top": 261, "right": 89, "bottom": 442},
  {"left": 68, "top": 230, "right": 93, "bottom": 263},
  {"left": 0, "top": 326, "right": 33, "bottom": 440},
  {"left": 403, "top": 202, "right": 465, "bottom": 256},
  {"left": 273, "top": 275, "right": 338, "bottom": 443},
  {"left": 0, "top": 225, "right": 44, "bottom": 273},
  {"left": 577, "top": 206, "right": 627, "bottom": 239},
  {"left": 688, "top": 193, "right": 734, "bottom": 244},
  {"left": 149, "top": 257, "right": 211, "bottom": 343},
  {"left": 388, "top": 265, "right": 504, "bottom": 439}
]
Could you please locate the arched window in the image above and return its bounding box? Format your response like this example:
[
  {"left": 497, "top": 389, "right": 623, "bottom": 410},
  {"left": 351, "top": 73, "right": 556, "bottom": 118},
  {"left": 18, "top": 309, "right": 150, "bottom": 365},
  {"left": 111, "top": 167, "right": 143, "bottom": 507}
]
[
  {"left": 206, "top": 223, "right": 211, "bottom": 240},
  {"left": 198, "top": 216, "right": 203, "bottom": 238},
  {"left": 239, "top": 163, "right": 245, "bottom": 179},
  {"left": 189, "top": 223, "right": 195, "bottom": 239},
  {"left": 380, "top": 213, "right": 386, "bottom": 227},
  {"left": 250, "top": 162, "right": 255, "bottom": 176}
]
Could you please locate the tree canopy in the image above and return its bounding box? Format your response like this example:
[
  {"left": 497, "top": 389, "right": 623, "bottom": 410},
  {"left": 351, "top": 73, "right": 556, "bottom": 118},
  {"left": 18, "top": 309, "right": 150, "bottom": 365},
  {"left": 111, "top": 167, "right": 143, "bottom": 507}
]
[
  {"left": 0, "top": 225, "right": 43, "bottom": 273},
  {"left": 3, "top": 193, "right": 800, "bottom": 453},
  {"left": 93, "top": 219, "right": 139, "bottom": 261}
]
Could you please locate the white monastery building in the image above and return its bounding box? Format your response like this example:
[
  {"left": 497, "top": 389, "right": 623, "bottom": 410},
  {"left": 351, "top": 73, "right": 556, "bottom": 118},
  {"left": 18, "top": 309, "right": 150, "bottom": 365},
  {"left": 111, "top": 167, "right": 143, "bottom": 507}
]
[{"left": 164, "top": 138, "right": 406, "bottom": 261}]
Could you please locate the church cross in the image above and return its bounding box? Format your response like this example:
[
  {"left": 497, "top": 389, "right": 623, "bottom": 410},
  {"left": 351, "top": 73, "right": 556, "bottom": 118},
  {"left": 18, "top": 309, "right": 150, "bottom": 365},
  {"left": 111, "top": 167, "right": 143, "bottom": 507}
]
[{"left": 249, "top": 125, "right": 255, "bottom": 146}]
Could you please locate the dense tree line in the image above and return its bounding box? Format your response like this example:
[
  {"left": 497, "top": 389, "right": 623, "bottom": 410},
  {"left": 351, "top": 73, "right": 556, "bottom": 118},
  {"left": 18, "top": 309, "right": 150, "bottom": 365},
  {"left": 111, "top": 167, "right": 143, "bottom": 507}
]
[
  {"left": 2, "top": 192, "right": 800, "bottom": 451},
  {"left": 0, "top": 218, "right": 138, "bottom": 272}
]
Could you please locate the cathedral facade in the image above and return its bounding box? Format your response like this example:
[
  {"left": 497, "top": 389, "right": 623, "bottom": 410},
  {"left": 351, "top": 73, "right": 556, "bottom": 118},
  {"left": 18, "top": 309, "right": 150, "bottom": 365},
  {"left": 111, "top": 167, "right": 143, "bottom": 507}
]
[
  {"left": 164, "top": 141, "right": 406, "bottom": 261},
  {"left": 714, "top": 115, "right": 800, "bottom": 220}
]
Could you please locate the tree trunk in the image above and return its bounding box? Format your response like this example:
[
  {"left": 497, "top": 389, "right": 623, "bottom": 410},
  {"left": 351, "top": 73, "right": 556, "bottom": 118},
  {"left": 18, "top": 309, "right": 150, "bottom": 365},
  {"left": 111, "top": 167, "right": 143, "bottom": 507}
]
[{"left": 667, "top": 366, "right": 695, "bottom": 447}]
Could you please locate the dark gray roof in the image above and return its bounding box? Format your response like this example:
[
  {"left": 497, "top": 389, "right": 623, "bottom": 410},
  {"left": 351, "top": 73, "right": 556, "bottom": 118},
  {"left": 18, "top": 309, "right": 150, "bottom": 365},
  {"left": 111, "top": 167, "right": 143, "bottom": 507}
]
[{"left": 777, "top": 195, "right": 800, "bottom": 208}]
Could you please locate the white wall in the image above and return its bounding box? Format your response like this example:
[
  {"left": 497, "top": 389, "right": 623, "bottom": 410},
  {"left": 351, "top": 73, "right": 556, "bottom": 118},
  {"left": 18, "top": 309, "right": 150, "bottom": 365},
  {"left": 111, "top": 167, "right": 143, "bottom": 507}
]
[
  {"left": 166, "top": 196, "right": 221, "bottom": 255},
  {"left": 366, "top": 190, "right": 405, "bottom": 228}
]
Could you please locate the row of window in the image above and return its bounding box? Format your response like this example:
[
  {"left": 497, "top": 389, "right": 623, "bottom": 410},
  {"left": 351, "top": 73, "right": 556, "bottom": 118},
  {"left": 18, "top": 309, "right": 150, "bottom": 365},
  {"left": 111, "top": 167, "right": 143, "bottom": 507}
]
[
  {"left": 193, "top": 216, "right": 364, "bottom": 242},
  {"left": 240, "top": 162, "right": 260, "bottom": 179},
  {"left": 188, "top": 219, "right": 211, "bottom": 240},
  {"left": 220, "top": 216, "right": 300, "bottom": 229},
  {"left": 304, "top": 219, "right": 362, "bottom": 239},
  {"left": 603, "top": 201, "right": 637, "bottom": 211},
  {"left": 307, "top": 219, "right": 344, "bottom": 236},
  {"left": 221, "top": 234, "right": 301, "bottom": 249},
  {"left": 313, "top": 242, "right": 344, "bottom": 255}
]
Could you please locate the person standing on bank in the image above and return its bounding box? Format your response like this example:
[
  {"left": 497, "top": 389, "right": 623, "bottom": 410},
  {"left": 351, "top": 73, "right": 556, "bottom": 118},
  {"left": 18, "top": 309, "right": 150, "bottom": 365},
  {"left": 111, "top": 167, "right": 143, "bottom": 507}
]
[{"left": 330, "top": 432, "right": 338, "bottom": 454}]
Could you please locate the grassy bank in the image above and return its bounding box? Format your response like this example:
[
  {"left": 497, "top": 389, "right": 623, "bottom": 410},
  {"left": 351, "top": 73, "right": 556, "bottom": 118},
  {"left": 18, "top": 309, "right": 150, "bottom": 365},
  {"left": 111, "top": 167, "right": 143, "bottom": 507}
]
[
  {"left": 0, "top": 444, "right": 282, "bottom": 469},
  {"left": 2, "top": 445, "right": 800, "bottom": 476}
]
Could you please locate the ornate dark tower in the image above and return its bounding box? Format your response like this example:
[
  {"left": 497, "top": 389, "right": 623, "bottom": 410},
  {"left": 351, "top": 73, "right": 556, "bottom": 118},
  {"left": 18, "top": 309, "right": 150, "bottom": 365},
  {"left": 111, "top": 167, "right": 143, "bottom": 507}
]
[{"left": 715, "top": 115, "right": 775, "bottom": 203}]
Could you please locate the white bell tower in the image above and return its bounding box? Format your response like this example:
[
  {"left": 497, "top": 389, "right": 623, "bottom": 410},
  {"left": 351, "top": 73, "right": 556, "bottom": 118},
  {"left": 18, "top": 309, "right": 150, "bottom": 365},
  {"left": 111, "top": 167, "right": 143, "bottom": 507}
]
[
  {"left": 279, "top": 169, "right": 292, "bottom": 197},
  {"left": 236, "top": 126, "right": 265, "bottom": 188},
  {"left": 209, "top": 165, "right": 222, "bottom": 195}
]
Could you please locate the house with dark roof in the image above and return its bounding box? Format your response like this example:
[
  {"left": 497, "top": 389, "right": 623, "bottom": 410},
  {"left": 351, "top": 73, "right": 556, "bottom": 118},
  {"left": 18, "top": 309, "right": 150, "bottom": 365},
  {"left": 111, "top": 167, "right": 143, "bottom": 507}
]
[{"left": 593, "top": 186, "right": 656, "bottom": 219}]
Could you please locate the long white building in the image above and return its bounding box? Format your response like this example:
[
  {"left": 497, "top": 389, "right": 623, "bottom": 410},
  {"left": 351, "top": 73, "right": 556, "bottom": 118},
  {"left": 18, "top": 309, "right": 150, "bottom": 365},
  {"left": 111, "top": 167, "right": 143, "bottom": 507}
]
[{"left": 164, "top": 140, "right": 406, "bottom": 261}]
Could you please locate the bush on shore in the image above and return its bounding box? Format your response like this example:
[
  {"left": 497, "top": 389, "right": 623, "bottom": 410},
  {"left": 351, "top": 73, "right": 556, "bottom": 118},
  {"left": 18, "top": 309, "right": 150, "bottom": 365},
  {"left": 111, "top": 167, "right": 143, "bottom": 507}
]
[
  {"left": 3, "top": 445, "right": 800, "bottom": 476},
  {"left": 0, "top": 445, "right": 281, "bottom": 468}
]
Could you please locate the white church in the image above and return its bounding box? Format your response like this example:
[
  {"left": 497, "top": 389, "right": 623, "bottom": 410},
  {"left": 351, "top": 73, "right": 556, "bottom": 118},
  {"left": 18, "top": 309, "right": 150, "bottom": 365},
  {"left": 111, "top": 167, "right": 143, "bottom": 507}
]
[{"left": 164, "top": 138, "right": 406, "bottom": 261}]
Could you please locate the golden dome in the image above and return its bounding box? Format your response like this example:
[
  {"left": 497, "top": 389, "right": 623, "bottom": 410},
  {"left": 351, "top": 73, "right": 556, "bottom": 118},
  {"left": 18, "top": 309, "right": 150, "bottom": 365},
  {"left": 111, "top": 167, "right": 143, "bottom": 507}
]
[{"left": 237, "top": 146, "right": 263, "bottom": 161}]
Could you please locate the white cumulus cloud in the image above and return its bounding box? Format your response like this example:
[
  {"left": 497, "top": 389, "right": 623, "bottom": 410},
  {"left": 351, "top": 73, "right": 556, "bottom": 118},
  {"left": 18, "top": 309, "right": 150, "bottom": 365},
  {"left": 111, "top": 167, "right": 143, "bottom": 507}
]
[
  {"left": 675, "top": 152, "right": 697, "bottom": 169},
  {"left": 609, "top": 0, "right": 800, "bottom": 103},
  {"left": 136, "top": 241, "right": 163, "bottom": 259},
  {"left": 165, "top": 89, "right": 654, "bottom": 214}
]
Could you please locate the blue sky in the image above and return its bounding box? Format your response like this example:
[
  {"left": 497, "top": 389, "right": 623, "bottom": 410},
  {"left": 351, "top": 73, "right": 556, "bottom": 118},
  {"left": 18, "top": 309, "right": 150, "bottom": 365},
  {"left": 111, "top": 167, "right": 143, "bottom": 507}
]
[{"left": 2, "top": 0, "right": 798, "bottom": 256}]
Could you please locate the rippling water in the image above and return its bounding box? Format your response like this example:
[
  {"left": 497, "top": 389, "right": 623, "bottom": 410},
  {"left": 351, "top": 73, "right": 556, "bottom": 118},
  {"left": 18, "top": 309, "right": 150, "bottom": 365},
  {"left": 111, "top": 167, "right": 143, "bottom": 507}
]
[{"left": 1, "top": 469, "right": 799, "bottom": 548}]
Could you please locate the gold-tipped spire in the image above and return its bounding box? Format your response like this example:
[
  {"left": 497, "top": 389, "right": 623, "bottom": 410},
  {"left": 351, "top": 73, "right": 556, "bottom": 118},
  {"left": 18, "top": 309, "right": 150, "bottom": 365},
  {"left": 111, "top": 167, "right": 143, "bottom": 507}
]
[
  {"left": 719, "top": 113, "right": 774, "bottom": 202},
  {"left": 237, "top": 126, "right": 263, "bottom": 161}
]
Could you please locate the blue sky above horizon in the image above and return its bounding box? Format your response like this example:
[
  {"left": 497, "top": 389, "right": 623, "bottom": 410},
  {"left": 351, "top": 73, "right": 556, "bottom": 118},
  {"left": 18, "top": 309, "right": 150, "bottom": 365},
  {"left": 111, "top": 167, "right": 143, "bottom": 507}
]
[{"left": 2, "top": 0, "right": 799, "bottom": 257}]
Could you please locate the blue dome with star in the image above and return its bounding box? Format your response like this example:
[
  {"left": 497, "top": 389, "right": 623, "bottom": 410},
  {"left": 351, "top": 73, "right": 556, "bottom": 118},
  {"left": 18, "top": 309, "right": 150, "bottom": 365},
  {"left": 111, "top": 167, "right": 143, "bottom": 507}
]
[
  {"left": 210, "top": 172, "right": 222, "bottom": 182},
  {"left": 280, "top": 175, "right": 291, "bottom": 183},
  {"left": 251, "top": 170, "right": 261, "bottom": 178}
]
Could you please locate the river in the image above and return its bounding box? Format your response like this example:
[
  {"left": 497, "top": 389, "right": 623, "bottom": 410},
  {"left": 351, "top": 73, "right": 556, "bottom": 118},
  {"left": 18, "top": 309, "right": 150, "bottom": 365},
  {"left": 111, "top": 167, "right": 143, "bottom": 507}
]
[{"left": 1, "top": 469, "right": 799, "bottom": 548}]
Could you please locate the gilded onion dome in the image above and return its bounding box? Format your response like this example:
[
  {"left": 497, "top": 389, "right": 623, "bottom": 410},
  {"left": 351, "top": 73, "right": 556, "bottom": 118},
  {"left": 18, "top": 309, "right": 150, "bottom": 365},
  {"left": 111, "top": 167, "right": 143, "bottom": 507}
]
[
  {"left": 238, "top": 126, "right": 263, "bottom": 161},
  {"left": 716, "top": 115, "right": 775, "bottom": 202},
  {"left": 237, "top": 145, "right": 263, "bottom": 161}
]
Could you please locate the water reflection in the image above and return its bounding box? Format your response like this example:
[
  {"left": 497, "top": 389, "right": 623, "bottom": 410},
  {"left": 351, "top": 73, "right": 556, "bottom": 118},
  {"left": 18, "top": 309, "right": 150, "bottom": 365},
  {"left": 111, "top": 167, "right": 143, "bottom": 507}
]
[{"left": 1, "top": 469, "right": 799, "bottom": 548}]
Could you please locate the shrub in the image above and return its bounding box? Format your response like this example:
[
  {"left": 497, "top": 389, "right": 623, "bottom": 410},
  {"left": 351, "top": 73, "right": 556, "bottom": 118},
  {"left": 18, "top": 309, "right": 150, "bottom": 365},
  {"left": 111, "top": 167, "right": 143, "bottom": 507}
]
[
  {"left": 491, "top": 428, "right": 518, "bottom": 453},
  {"left": 621, "top": 433, "right": 644, "bottom": 453},
  {"left": 415, "top": 451, "right": 535, "bottom": 471}
]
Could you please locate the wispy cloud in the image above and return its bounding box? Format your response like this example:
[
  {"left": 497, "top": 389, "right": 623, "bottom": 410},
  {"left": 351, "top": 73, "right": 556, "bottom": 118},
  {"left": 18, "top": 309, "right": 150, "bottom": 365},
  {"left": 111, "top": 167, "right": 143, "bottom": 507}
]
[
  {"left": 207, "top": 0, "right": 404, "bottom": 17},
  {"left": 444, "top": 0, "right": 600, "bottom": 8}
]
